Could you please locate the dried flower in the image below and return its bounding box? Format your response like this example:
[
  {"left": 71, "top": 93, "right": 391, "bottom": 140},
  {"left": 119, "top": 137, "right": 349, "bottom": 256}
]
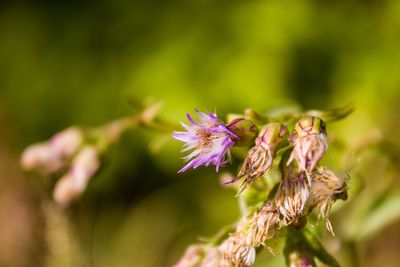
[
  {"left": 287, "top": 116, "right": 327, "bottom": 184},
  {"left": 53, "top": 146, "right": 100, "bottom": 206},
  {"left": 217, "top": 202, "right": 280, "bottom": 266},
  {"left": 173, "top": 110, "right": 238, "bottom": 173},
  {"left": 276, "top": 169, "right": 309, "bottom": 225},
  {"left": 226, "top": 123, "right": 288, "bottom": 194},
  {"left": 250, "top": 202, "right": 281, "bottom": 247},
  {"left": 308, "top": 167, "right": 347, "bottom": 235},
  {"left": 220, "top": 235, "right": 256, "bottom": 267}
]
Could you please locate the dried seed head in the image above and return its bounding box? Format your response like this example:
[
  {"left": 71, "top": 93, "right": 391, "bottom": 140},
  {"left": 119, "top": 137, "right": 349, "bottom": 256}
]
[
  {"left": 249, "top": 202, "right": 281, "bottom": 247},
  {"left": 276, "top": 172, "right": 309, "bottom": 225},
  {"left": 220, "top": 235, "right": 256, "bottom": 267},
  {"left": 308, "top": 167, "right": 348, "bottom": 235},
  {"left": 227, "top": 123, "right": 288, "bottom": 194},
  {"left": 288, "top": 116, "right": 327, "bottom": 183}
]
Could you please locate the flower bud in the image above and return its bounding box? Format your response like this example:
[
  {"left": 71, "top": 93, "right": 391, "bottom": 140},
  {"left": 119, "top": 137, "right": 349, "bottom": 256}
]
[
  {"left": 53, "top": 174, "right": 81, "bottom": 206},
  {"left": 257, "top": 123, "right": 289, "bottom": 151},
  {"left": 70, "top": 146, "right": 100, "bottom": 186},
  {"left": 21, "top": 143, "right": 64, "bottom": 174},
  {"left": 227, "top": 118, "right": 257, "bottom": 147},
  {"left": 52, "top": 146, "right": 100, "bottom": 206},
  {"left": 20, "top": 127, "right": 84, "bottom": 175},
  {"left": 50, "top": 127, "right": 83, "bottom": 157}
]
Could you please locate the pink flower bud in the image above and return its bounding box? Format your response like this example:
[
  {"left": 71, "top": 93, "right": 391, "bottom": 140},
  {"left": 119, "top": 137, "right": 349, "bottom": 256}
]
[
  {"left": 53, "top": 146, "right": 100, "bottom": 206},
  {"left": 21, "top": 143, "right": 64, "bottom": 174},
  {"left": 50, "top": 127, "right": 83, "bottom": 157}
]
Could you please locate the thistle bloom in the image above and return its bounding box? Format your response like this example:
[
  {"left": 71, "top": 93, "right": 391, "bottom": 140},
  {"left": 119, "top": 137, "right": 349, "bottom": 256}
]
[
  {"left": 173, "top": 111, "right": 238, "bottom": 173},
  {"left": 287, "top": 116, "right": 328, "bottom": 184}
]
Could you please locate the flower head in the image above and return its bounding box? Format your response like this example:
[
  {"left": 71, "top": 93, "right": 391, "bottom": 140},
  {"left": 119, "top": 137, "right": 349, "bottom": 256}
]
[
  {"left": 308, "top": 167, "right": 348, "bottom": 235},
  {"left": 173, "top": 110, "right": 238, "bottom": 173},
  {"left": 287, "top": 116, "right": 328, "bottom": 184},
  {"left": 226, "top": 123, "right": 288, "bottom": 194},
  {"left": 276, "top": 173, "right": 309, "bottom": 226}
]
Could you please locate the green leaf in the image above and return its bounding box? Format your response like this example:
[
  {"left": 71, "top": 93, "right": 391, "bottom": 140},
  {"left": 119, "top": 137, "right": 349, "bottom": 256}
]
[{"left": 305, "top": 103, "right": 355, "bottom": 123}]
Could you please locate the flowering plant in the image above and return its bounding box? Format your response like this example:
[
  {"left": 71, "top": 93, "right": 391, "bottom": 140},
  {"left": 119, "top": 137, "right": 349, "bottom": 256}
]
[
  {"left": 20, "top": 100, "right": 354, "bottom": 267},
  {"left": 174, "top": 105, "right": 353, "bottom": 267}
]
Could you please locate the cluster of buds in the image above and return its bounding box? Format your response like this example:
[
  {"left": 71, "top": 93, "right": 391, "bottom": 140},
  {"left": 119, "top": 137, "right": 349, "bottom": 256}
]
[
  {"left": 21, "top": 127, "right": 102, "bottom": 206},
  {"left": 20, "top": 102, "right": 168, "bottom": 207},
  {"left": 173, "top": 108, "right": 351, "bottom": 267}
]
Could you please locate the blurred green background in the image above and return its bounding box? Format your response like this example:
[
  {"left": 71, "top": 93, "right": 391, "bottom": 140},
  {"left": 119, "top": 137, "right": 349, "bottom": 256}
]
[{"left": 0, "top": 0, "right": 400, "bottom": 266}]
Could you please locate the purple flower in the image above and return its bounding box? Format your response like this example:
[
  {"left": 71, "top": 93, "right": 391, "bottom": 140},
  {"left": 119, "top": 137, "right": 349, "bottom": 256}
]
[{"left": 173, "top": 110, "right": 238, "bottom": 173}]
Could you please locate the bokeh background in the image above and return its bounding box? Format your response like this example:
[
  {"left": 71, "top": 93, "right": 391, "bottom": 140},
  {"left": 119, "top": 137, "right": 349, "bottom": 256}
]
[{"left": 0, "top": 0, "right": 400, "bottom": 266}]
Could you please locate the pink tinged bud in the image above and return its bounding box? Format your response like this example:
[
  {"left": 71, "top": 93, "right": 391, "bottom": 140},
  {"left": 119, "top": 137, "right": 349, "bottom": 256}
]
[
  {"left": 50, "top": 127, "right": 83, "bottom": 157},
  {"left": 53, "top": 146, "right": 100, "bottom": 206},
  {"left": 21, "top": 143, "right": 65, "bottom": 174},
  {"left": 21, "top": 127, "right": 84, "bottom": 175},
  {"left": 70, "top": 146, "right": 100, "bottom": 185},
  {"left": 53, "top": 174, "right": 82, "bottom": 206}
]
